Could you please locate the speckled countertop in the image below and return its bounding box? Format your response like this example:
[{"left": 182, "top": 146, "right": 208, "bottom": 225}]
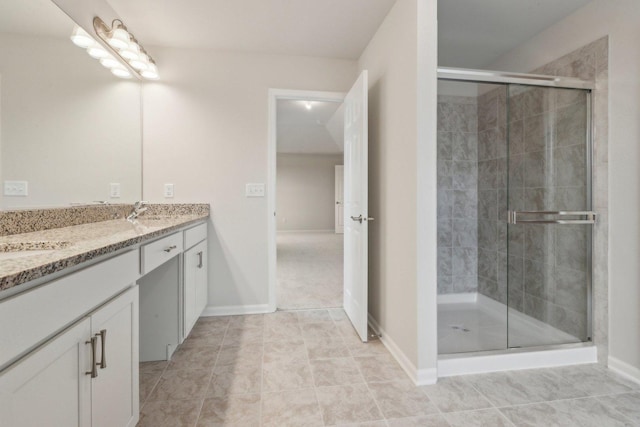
[{"left": 0, "top": 212, "right": 209, "bottom": 293}]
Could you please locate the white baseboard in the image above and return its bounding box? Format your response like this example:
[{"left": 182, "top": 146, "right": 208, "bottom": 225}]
[
  {"left": 201, "top": 304, "right": 272, "bottom": 317},
  {"left": 608, "top": 356, "right": 640, "bottom": 386},
  {"left": 368, "top": 314, "right": 437, "bottom": 385}
]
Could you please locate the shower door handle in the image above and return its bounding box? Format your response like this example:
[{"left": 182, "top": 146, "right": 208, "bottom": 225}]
[{"left": 507, "top": 210, "right": 597, "bottom": 225}]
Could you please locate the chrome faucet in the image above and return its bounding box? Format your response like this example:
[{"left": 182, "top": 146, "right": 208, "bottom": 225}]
[{"left": 127, "top": 201, "right": 148, "bottom": 221}]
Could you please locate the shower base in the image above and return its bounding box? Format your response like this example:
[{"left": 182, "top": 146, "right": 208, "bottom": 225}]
[{"left": 437, "top": 293, "right": 597, "bottom": 377}]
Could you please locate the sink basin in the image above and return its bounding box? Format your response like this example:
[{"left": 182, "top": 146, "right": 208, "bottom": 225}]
[{"left": 0, "top": 241, "right": 71, "bottom": 261}]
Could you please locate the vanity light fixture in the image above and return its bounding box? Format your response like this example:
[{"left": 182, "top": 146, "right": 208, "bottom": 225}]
[
  {"left": 69, "top": 17, "right": 159, "bottom": 80},
  {"left": 93, "top": 17, "right": 159, "bottom": 80},
  {"left": 70, "top": 24, "right": 132, "bottom": 79}
]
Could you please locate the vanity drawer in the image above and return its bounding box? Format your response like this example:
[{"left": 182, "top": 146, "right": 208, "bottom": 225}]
[
  {"left": 141, "top": 232, "right": 183, "bottom": 274},
  {"left": 184, "top": 222, "right": 207, "bottom": 249}
]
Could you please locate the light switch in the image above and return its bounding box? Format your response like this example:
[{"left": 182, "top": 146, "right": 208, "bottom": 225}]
[
  {"left": 164, "top": 183, "right": 175, "bottom": 198},
  {"left": 245, "top": 183, "right": 265, "bottom": 197},
  {"left": 110, "top": 183, "right": 121, "bottom": 198},
  {"left": 4, "top": 181, "right": 28, "bottom": 196}
]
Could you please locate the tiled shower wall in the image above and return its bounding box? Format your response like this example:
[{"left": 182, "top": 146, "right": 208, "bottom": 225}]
[
  {"left": 476, "top": 87, "right": 508, "bottom": 307},
  {"left": 437, "top": 96, "right": 478, "bottom": 294}
]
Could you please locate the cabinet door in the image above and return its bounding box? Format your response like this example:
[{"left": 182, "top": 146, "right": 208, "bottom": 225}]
[
  {"left": 184, "top": 240, "right": 208, "bottom": 337},
  {"left": 91, "top": 287, "right": 139, "bottom": 427},
  {"left": 0, "top": 318, "right": 91, "bottom": 427},
  {"left": 194, "top": 241, "right": 208, "bottom": 319}
]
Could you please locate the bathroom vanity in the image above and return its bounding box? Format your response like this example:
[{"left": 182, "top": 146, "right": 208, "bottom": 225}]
[{"left": 0, "top": 205, "right": 209, "bottom": 427}]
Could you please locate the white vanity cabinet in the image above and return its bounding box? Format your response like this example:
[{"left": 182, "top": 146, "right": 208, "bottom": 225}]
[
  {"left": 184, "top": 236, "right": 208, "bottom": 338},
  {"left": 0, "top": 254, "right": 139, "bottom": 427},
  {"left": 139, "top": 221, "right": 209, "bottom": 361}
]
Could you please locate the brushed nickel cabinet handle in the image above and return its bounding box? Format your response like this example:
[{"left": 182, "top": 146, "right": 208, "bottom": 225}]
[
  {"left": 86, "top": 336, "right": 98, "bottom": 378},
  {"left": 97, "top": 329, "right": 107, "bottom": 369},
  {"left": 197, "top": 251, "right": 203, "bottom": 269},
  {"left": 164, "top": 245, "right": 177, "bottom": 253}
]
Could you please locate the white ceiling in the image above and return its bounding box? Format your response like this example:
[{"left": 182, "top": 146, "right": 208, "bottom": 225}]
[
  {"left": 107, "top": 0, "right": 397, "bottom": 59},
  {"left": 277, "top": 100, "right": 344, "bottom": 154},
  {"left": 2, "top": 0, "right": 594, "bottom": 68},
  {"left": 438, "top": 0, "right": 593, "bottom": 68}
]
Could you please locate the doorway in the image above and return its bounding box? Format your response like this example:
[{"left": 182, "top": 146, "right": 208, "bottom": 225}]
[
  {"left": 273, "top": 95, "right": 345, "bottom": 310},
  {"left": 268, "top": 72, "right": 370, "bottom": 341}
]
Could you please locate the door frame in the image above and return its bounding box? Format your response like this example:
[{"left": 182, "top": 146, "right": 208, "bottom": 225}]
[{"left": 267, "top": 88, "right": 346, "bottom": 311}]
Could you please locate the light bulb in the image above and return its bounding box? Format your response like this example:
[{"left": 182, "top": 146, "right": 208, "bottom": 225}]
[
  {"left": 305, "top": 101, "right": 312, "bottom": 110},
  {"left": 111, "top": 67, "right": 132, "bottom": 79},
  {"left": 87, "top": 44, "right": 109, "bottom": 59},
  {"left": 129, "top": 52, "right": 149, "bottom": 70},
  {"left": 119, "top": 42, "right": 140, "bottom": 60},
  {"left": 70, "top": 26, "right": 93, "bottom": 48},
  {"left": 99, "top": 56, "right": 121, "bottom": 69},
  {"left": 108, "top": 28, "right": 130, "bottom": 50},
  {"left": 141, "top": 63, "right": 159, "bottom": 80}
]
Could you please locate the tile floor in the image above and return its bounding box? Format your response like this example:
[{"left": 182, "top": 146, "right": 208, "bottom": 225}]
[
  {"left": 138, "top": 309, "right": 640, "bottom": 427},
  {"left": 438, "top": 297, "right": 580, "bottom": 354},
  {"left": 277, "top": 232, "right": 343, "bottom": 310}
]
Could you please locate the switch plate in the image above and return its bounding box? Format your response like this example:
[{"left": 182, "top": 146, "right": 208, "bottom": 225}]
[
  {"left": 164, "top": 183, "right": 175, "bottom": 198},
  {"left": 245, "top": 183, "right": 265, "bottom": 197},
  {"left": 110, "top": 183, "right": 121, "bottom": 198},
  {"left": 4, "top": 181, "right": 28, "bottom": 196}
]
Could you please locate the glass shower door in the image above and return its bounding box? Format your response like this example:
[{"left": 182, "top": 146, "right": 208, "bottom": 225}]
[{"left": 506, "top": 85, "right": 593, "bottom": 348}]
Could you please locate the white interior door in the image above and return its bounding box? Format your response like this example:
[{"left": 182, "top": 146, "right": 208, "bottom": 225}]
[
  {"left": 343, "top": 70, "right": 369, "bottom": 342},
  {"left": 335, "top": 165, "right": 344, "bottom": 234}
]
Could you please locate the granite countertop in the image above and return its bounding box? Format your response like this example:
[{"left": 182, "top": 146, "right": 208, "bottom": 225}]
[{"left": 0, "top": 213, "right": 208, "bottom": 293}]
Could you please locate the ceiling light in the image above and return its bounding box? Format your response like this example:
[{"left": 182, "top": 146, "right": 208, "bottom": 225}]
[
  {"left": 305, "top": 101, "right": 312, "bottom": 110},
  {"left": 70, "top": 26, "right": 93, "bottom": 48}
]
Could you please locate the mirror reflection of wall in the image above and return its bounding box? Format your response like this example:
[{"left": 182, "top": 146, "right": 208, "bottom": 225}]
[{"left": 0, "top": 0, "right": 142, "bottom": 210}]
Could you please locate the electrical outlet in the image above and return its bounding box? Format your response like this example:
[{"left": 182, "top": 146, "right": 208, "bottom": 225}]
[
  {"left": 110, "top": 183, "right": 121, "bottom": 198},
  {"left": 245, "top": 183, "right": 265, "bottom": 197},
  {"left": 4, "top": 181, "right": 28, "bottom": 196},
  {"left": 164, "top": 183, "right": 175, "bottom": 198}
]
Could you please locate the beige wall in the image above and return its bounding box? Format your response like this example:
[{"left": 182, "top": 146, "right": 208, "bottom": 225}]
[
  {"left": 142, "top": 49, "right": 357, "bottom": 310},
  {"left": 487, "top": 0, "right": 640, "bottom": 378},
  {"left": 276, "top": 153, "right": 343, "bottom": 232},
  {"left": 358, "top": 0, "right": 438, "bottom": 379}
]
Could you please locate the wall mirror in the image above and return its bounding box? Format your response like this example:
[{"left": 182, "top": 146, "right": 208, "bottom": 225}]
[{"left": 0, "top": 0, "right": 142, "bottom": 210}]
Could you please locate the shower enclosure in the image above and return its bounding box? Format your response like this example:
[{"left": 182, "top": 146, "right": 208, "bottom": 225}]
[{"left": 436, "top": 68, "right": 595, "bottom": 355}]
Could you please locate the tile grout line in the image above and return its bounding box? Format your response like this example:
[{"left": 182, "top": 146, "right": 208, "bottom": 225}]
[
  {"left": 193, "top": 317, "right": 230, "bottom": 426},
  {"left": 301, "top": 316, "right": 328, "bottom": 427}
]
